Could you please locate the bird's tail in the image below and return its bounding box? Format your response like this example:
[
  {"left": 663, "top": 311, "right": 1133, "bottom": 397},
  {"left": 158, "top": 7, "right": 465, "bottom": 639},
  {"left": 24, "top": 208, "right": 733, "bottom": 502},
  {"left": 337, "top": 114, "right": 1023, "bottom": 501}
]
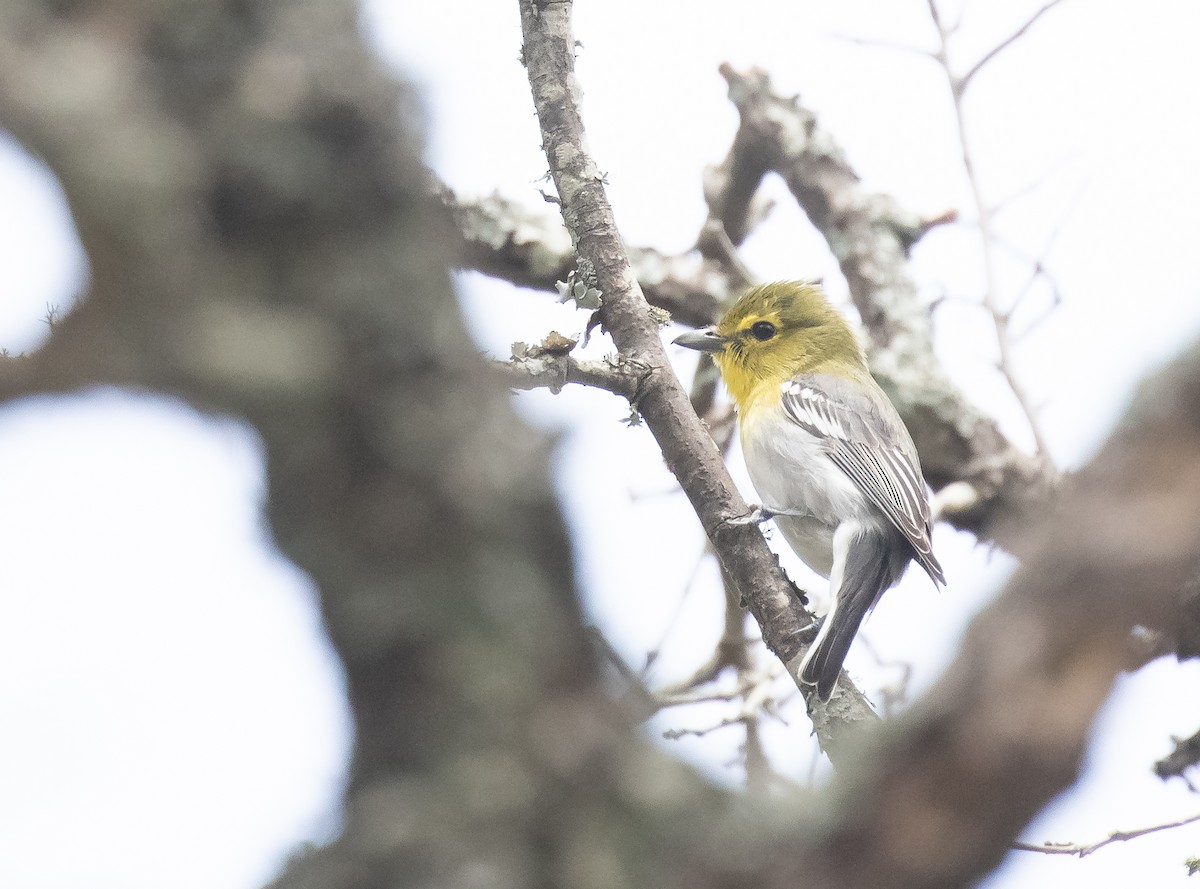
[{"left": 799, "top": 534, "right": 897, "bottom": 701}]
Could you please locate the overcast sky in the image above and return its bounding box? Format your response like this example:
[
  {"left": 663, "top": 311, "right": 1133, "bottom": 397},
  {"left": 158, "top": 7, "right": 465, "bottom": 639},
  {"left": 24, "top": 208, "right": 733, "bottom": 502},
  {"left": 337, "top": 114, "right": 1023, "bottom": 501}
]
[{"left": 1, "top": 2, "right": 1198, "bottom": 887}]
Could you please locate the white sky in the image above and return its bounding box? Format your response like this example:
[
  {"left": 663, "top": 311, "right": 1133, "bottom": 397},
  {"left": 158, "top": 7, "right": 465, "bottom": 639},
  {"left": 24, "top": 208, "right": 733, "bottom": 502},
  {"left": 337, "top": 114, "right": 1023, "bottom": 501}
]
[{"left": 1, "top": 1, "right": 1199, "bottom": 887}]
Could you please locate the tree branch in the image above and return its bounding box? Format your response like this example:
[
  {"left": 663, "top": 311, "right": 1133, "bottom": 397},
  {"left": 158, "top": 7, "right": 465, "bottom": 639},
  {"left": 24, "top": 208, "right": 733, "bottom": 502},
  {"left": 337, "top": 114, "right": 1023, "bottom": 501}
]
[
  {"left": 957, "top": 0, "right": 1071, "bottom": 93},
  {"left": 493, "top": 351, "right": 649, "bottom": 399},
  {"left": 928, "top": 0, "right": 1055, "bottom": 461},
  {"left": 1012, "top": 811, "right": 1200, "bottom": 858},
  {"left": 442, "top": 184, "right": 731, "bottom": 328}
]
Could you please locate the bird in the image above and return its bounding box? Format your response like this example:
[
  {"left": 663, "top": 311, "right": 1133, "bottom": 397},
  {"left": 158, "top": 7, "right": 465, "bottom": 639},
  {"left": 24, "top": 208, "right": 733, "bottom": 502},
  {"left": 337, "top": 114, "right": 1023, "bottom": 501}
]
[{"left": 674, "top": 281, "right": 944, "bottom": 700}]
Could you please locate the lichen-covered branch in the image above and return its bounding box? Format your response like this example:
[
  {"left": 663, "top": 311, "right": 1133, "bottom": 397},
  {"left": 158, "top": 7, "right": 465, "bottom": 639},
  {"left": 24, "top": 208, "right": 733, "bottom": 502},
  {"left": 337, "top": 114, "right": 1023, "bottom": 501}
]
[
  {"left": 443, "top": 185, "right": 731, "bottom": 328},
  {"left": 493, "top": 350, "right": 648, "bottom": 399}
]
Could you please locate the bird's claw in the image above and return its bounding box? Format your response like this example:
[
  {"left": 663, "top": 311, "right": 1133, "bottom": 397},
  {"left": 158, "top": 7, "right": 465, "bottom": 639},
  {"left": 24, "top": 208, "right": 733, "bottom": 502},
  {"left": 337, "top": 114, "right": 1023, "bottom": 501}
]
[
  {"left": 727, "top": 505, "right": 771, "bottom": 526},
  {"left": 726, "top": 503, "right": 810, "bottom": 528}
]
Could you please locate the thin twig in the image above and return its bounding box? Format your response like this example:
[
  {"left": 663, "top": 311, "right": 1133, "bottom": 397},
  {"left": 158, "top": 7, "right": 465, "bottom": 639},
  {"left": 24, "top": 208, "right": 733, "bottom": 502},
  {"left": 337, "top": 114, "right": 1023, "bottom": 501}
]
[
  {"left": 988, "top": 152, "right": 1083, "bottom": 217},
  {"left": 652, "top": 649, "right": 731, "bottom": 700},
  {"left": 586, "top": 627, "right": 660, "bottom": 723},
  {"left": 1012, "top": 812, "right": 1200, "bottom": 857},
  {"left": 660, "top": 662, "right": 785, "bottom": 738},
  {"left": 642, "top": 544, "right": 715, "bottom": 681},
  {"left": 989, "top": 238, "right": 1065, "bottom": 343},
  {"left": 655, "top": 661, "right": 782, "bottom": 709},
  {"left": 654, "top": 684, "right": 757, "bottom": 709},
  {"left": 959, "top": 0, "right": 1071, "bottom": 93},
  {"left": 927, "top": 0, "right": 1054, "bottom": 460},
  {"left": 663, "top": 715, "right": 747, "bottom": 741},
  {"left": 857, "top": 635, "right": 914, "bottom": 718},
  {"left": 990, "top": 176, "right": 1086, "bottom": 337}
]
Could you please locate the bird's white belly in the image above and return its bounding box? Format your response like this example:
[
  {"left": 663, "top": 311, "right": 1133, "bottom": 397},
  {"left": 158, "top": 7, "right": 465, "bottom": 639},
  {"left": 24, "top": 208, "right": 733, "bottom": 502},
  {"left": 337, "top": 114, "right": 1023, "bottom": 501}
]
[{"left": 740, "top": 409, "right": 874, "bottom": 578}]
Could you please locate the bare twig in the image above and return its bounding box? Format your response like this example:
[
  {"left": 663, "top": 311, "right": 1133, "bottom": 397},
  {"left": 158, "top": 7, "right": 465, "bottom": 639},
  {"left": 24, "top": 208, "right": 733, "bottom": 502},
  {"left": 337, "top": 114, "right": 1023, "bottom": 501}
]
[
  {"left": 654, "top": 684, "right": 758, "bottom": 710},
  {"left": 641, "top": 545, "right": 715, "bottom": 678},
  {"left": 988, "top": 152, "right": 1083, "bottom": 217},
  {"left": 660, "top": 661, "right": 784, "bottom": 738},
  {"left": 927, "top": 0, "right": 1055, "bottom": 460},
  {"left": 1012, "top": 812, "right": 1200, "bottom": 858},
  {"left": 586, "top": 628, "right": 661, "bottom": 723},
  {"left": 654, "top": 568, "right": 758, "bottom": 699},
  {"left": 958, "top": 0, "right": 1071, "bottom": 93},
  {"left": 663, "top": 715, "right": 747, "bottom": 741},
  {"left": 857, "top": 635, "right": 915, "bottom": 718},
  {"left": 1000, "top": 256, "right": 1063, "bottom": 344},
  {"left": 652, "top": 649, "right": 735, "bottom": 702},
  {"left": 652, "top": 551, "right": 797, "bottom": 787},
  {"left": 655, "top": 661, "right": 782, "bottom": 710}
]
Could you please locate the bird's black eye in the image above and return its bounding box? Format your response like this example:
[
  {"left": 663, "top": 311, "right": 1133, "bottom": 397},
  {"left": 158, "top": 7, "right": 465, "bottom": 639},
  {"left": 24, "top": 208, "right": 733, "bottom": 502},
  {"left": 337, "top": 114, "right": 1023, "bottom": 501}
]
[{"left": 749, "top": 320, "right": 777, "bottom": 341}]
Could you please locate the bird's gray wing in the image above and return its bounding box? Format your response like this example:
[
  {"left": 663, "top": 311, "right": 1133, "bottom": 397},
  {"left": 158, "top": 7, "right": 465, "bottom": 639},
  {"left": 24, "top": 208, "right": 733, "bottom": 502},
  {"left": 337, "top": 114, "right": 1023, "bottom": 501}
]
[{"left": 780, "top": 373, "right": 944, "bottom": 585}]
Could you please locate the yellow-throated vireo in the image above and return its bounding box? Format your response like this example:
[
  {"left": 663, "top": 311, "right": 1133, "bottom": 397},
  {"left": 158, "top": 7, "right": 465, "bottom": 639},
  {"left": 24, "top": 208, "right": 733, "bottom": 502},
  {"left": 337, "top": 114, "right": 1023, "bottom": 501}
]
[{"left": 674, "top": 281, "right": 944, "bottom": 700}]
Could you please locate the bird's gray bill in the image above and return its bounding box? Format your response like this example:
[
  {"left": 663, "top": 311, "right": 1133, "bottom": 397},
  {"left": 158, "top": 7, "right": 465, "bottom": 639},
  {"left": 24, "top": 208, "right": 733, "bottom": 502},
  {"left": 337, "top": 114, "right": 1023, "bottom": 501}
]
[{"left": 673, "top": 329, "right": 728, "bottom": 352}]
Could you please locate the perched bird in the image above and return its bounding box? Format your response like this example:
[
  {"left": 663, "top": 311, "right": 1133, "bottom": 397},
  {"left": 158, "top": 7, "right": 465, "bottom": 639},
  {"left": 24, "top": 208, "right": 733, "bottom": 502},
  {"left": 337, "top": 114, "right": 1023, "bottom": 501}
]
[{"left": 674, "top": 281, "right": 944, "bottom": 700}]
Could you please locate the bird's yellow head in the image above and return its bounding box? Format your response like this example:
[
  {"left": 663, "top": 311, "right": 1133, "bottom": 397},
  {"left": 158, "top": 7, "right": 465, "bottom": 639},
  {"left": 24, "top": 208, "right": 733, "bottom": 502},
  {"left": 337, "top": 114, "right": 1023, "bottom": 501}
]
[{"left": 674, "top": 282, "right": 866, "bottom": 407}]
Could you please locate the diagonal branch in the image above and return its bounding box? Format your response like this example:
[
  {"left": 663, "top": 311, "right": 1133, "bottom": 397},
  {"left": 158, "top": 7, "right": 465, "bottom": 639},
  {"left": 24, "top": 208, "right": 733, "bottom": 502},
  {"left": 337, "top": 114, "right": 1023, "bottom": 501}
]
[
  {"left": 1012, "top": 811, "right": 1200, "bottom": 858},
  {"left": 957, "top": 0, "right": 1071, "bottom": 94}
]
